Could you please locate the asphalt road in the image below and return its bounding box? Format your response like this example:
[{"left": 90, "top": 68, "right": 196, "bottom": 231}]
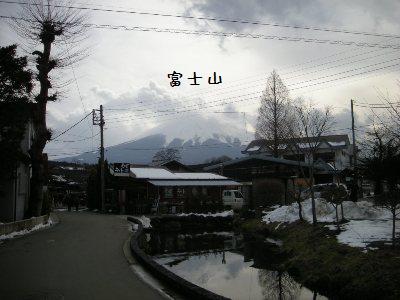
[{"left": 0, "top": 211, "right": 164, "bottom": 300}]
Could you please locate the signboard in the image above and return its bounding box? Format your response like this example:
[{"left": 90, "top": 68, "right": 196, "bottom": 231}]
[{"left": 113, "top": 163, "right": 130, "bottom": 174}]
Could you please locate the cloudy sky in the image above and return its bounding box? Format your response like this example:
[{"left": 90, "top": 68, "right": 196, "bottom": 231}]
[{"left": 1, "top": 0, "right": 399, "bottom": 159}]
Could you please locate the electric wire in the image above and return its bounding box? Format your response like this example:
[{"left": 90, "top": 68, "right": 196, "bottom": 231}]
[
  {"left": 1, "top": 0, "right": 399, "bottom": 39},
  {"left": 104, "top": 61, "right": 400, "bottom": 123},
  {"left": 1, "top": 14, "right": 400, "bottom": 50},
  {"left": 104, "top": 50, "right": 399, "bottom": 113},
  {"left": 51, "top": 111, "right": 92, "bottom": 140}
]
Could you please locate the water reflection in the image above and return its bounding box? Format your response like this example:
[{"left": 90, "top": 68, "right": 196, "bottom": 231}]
[
  {"left": 146, "top": 232, "right": 327, "bottom": 300},
  {"left": 258, "top": 270, "right": 300, "bottom": 300}
]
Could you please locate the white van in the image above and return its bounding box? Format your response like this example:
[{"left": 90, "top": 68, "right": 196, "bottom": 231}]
[{"left": 222, "top": 190, "right": 244, "bottom": 209}]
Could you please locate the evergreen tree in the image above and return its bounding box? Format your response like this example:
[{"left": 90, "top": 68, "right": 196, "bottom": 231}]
[{"left": 0, "top": 45, "right": 33, "bottom": 183}]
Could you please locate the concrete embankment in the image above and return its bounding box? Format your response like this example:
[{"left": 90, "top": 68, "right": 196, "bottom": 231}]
[{"left": 128, "top": 216, "right": 230, "bottom": 300}]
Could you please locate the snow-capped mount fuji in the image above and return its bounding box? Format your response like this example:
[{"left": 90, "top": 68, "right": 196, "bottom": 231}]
[
  {"left": 58, "top": 133, "right": 246, "bottom": 165},
  {"left": 57, "top": 114, "right": 252, "bottom": 165}
]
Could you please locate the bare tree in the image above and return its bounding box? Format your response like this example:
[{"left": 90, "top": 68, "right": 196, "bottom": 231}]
[
  {"left": 375, "top": 188, "right": 400, "bottom": 248},
  {"left": 359, "top": 124, "right": 393, "bottom": 195},
  {"left": 291, "top": 100, "right": 334, "bottom": 225},
  {"left": 288, "top": 183, "right": 306, "bottom": 221},
  {"left": 12, "top": 0, "right": 88, "bottom": 216},
  {"left": 152, "top": 148, "right": 182, "bottom": 165},
  {"left": 372, "top": 84, "right": 400, "bottom": 139},
  {"left": 321, "top": 184, "right": 348, "bottom": 231},
  {"left": 255, "top": 70, "right": 293, "bottom": 157},
  {"left": 258, "top": 270, "right": 300, "bottom": 300}
]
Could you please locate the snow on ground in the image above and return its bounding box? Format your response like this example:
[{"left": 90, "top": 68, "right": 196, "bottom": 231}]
[
  {"left": 138, "top": 216, "right": 152, "bottom": 228},
  {"left": 178, "top": 231, "right": 234, "bottom": 238},
  {"left": 325, "top": 220, "right": 400, "bottom": 248},
  {"left": 0, "top": 218, "right": 54, "bottom": 241},
  {"left": 263, "top": 199, "right": 397, "bottom": 249},
  {"left": 262, "top": 199, "right": 391, "bottom": 224},
  {"left": 176, "top": 210, "right": 234, "bottom": 218},
  {"left": 54, "top": 208, "right": 68, "bottom": 212}
]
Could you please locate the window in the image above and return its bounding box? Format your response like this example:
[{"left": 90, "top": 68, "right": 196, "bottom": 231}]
[
  {"left": 234, "top": 191, "right": 243, "bottom": 198},
  {"left": 164, "top": 187, "right": 173, "bottom": 198},
  {"left": 314, "top": 152, "right": 335, "bottom": 163},
  {"left": 177, "top": 188, "right": 185, "bottom": 198}
]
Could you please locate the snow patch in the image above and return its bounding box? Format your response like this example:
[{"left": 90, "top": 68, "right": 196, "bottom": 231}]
[
  {"left": 176, "top": 210, "right": 234, "bottom": 218},
  {"left": 52, "top": 175, "right": 67, "bottom": 182},
  {"left": 262, "top": 199, "right": 391, "bottom": 224},
  {"left": 0, "top": 219, "right": 53, "bottom": 241},
  {"left": 329, "top": 141, "right": 346, "bottom": 147},
  {"left": 328, "top": 220, "right": 400, "bottom": 248},
  {"left": 138, "top": 216, "right": 152, "bottom": 228},
  {"left": 263, "top": 198, "right": 397, "bottom": 249}
]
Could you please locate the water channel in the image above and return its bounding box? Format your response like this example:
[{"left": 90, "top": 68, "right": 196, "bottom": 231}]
[{"left": 142, "top": 231, "right": 328, "bottom": 300}]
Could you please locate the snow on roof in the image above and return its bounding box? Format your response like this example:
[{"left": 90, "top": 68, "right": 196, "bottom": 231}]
[
  {"left": 148, "top": 180, "right": 240, "bottom": 186},
  {"left": 328, "top": 141, "right": 346, "bottom": 147},
  {"left": 129, "top": 168, "right": 228, "bottom": 181},
  {"left": 174, "top": 172, "right": 227, "bottom": 180},
  {"left": 130, "top": 167, "right": 179, "bottom": 179},
  {"left": 297, "top": 143, "right": 311, "bottom": 149},
  {"left": 52, "top": 175, "right": 67, "bottom": 182},
  {"left": 277, "top": 144, "right": 287, "bottom": 150}
]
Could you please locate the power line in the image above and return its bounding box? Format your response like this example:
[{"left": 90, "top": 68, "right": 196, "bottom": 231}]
[
  {"left": 50, "top": 132, "right": 100, "bottom": 143},
  {"left": 286, "top": 57, "right": 400, "bottom": 88},
  {"left": 105, "top": 94, "right": 262, "bottom": 123},
  {"left": 104, "top": 61, "right": 400, "bottom": 123},
  {"left": 86, "top": 23, "right": 400, "bottom": 50},
  {"left": 105, "top": 48, "right": 399, "bottom": 113},
  {"left": 180, "top": 40, "right": 398, "bottom": 100},
  {"left": 2, "top": 13, "right": 398, "bottom": 119},
  {"left": 2, "top": 14, "right": 400, "bottom": 51},
  {"left": 104, "top": 64, "right": 399, "bottom": 131},
  {"left": 51, "top": 111, "right": 92, "bottom": 140},
  {"left": 2, "top": 0, "right": 399, "bottom": 39}
]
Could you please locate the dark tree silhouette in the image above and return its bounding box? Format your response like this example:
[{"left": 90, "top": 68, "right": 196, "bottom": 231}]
[
  {"left": 0, "top": 45, "right": 33, "bottom": 183},
  {"left": 152, "top": 148, "right": 182, "bottom": 165}
]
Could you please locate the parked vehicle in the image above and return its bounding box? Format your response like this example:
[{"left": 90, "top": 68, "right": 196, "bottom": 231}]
[
  {"left": 223, "top": 190, "right": 244, "bottom": 209},
  {"left": 300, "top": 183, "right": 348, "bottom": 200}
]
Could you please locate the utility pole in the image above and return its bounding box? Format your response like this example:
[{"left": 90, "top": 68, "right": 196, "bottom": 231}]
[
  {"left": 350, "top": 99, "right": 358, "bottom": 201},
  {"left": 93, "top": 106, "right": 105, "bottom": 211}
]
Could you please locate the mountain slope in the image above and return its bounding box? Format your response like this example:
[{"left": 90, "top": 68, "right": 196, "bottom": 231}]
[
  {"left": 59, "top": 133, "right": 245, "bottom": 164},
  {"left": 57, "top": 113, "right": 250, "bottom": 164}
]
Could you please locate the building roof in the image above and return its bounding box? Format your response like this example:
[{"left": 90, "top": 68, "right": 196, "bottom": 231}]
[
  {"left": 151, "top": 160, "right": 194, "bottom": 171},
  {"left": 148, "top": 180, "right": 240, "bottom": 186},
  {"left": 174, "top": 172, "right": 227, "bottom": 180},
  {"left": 243, "top": 134, "right": 350, "bottom": 153},
  {"left": 110, "top": 166, "right": 240, "bottom": 185},
  {"left": 204, "top": 154, "right": 336, "bottom": 172},
  {"left": 130, "top": 167, "right": 178, "bottom": 179}
]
